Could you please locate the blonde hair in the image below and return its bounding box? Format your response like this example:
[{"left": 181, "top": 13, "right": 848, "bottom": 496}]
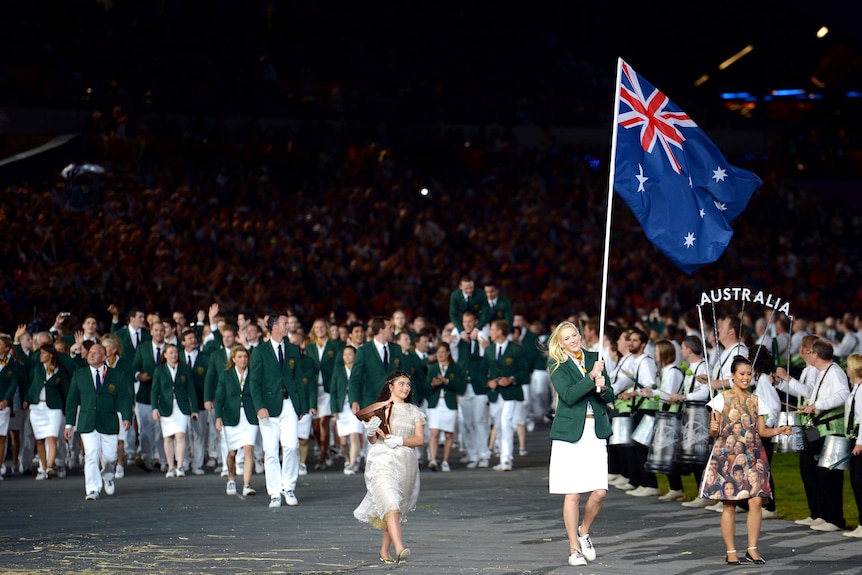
[
  {"left": 547, "top": 321, "right": 579, "bottom": 375},
  {"left": 847, "top": 353, "right": 862, "bottom": 382}
]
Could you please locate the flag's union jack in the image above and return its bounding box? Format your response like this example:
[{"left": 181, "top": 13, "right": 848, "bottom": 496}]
[{"left": 618, "top": 60, "right": 697, "bottom": 174}]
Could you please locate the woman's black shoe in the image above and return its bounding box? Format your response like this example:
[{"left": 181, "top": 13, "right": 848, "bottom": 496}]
[{"left": 745, "top": 552, "right": 766, "bottom": 565}]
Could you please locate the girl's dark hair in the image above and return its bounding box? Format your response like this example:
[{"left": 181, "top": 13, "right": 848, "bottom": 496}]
[
  {"left": 730, "top": 355, "right": 752, "bottom": 375},
  {"left": 375, "top": 370, "right": 414, "bottom": 403}
]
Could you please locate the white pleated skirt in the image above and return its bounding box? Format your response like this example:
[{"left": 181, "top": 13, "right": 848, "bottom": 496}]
[
  {"left": 315, "top": 387, "right": 332, "bottom": 418},
  {"left": 30, "top": 402, "right": 63, "bottom": 440},
  {"left": 160, "top": 399, "right": 189, "bottom": 437},
  {"left": 549, "top": 418, "right": 608, "bottom": 494},
  {"left": 336, "top": 399, "right": 364, "bottom": 436},
  {"left": 0, "top": 406, "right": 10, "bottom": 435},
  {"left": 224, "top": 408, "right": 258, "bottom": 451},
  {"left": 427, "top": 404, "right": 457, "bottom": 433}
]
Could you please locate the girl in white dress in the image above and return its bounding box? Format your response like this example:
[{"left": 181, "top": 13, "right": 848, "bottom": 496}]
[{"left": 354, "top": 371, "right": 425, "bottom": 565}]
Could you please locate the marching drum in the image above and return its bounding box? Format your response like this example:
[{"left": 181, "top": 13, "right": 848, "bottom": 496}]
[
  {"left": 608, "top": 414, "right": 634, "bottom": 446},
  {"left": 644, "top": 411, "right": 682, "bottom": 474},
  {"left": 772, "top": 411, "right": 805, "bottom": 453},
  {"left": 818, "top": 435, "right": 853, "bottom": 471},
  {"left": 632, "top": 413, "right": 656, "bottom": 446},
  {"left": 677, "top": 400, "right": 710, "bottom": 466}
]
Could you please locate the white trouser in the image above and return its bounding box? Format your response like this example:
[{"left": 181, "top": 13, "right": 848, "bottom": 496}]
[
  {"left": 458, "top": 388, "right": 490, "bottom": 462},
  {"left": 80, "top": 430, "right": 117, "bottom": 494},
  {"left": 206, "top": 407, "right": 222, "bottom": 461},
  {"left": 530, "top": 369, "right": 552, "bottom": 420},
  {"left": 489, "top": 397, "right": 517, "bottom": 465},
  {"left": 135, "top": 403, "right": 165, "bottom": 463},
  {"left": 259, "top": 398, "right": 300, "bottom": 497},
  {"left": 188, "top": 410, "right": 208, "bottom": 470}
]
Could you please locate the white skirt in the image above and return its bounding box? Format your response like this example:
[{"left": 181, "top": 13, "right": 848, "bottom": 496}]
[
  {"left": 117, "top": 412, "right": 128, "bottom": 442},
  {"left": 298, "top": 411, "right": 312, "bottom": 439},
  {"left": 160, "top": 399, "right": 189, "bottom": 437},
  {"left": 30, "top": 402, "right": 63, "bottom": 440},
  {"left": 315, "top": 387, "right": 332, "bottom": 418},
  {"left": 0, "top": 406, "right": 10, "bottom": 435},
  {"left": 224, "top": 409, "right": 258, "bottom": 451},
  {"left": 549, "top": 418, "right": 608, "bottom": 494},
  {"left": 427, "top": 404, "right": 458, "bottom": 433},
  {"left": 336, "top": 399, "right": 364, "bottom": 437}
]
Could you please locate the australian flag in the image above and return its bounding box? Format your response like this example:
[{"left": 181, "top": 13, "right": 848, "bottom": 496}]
[{"left": 612, "top": 58, "right": 762, "bottom": 275}]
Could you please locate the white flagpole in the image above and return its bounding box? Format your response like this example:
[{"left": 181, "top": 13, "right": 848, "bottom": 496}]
[{"left": 598, "top": 57, "right": 624, "bottom": 356}]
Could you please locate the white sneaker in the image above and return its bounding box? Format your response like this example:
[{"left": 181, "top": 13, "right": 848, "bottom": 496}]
[
  {"left": 811, "top": 521, "right": 841, "bottom": 532},
  {"left": 610, "top": 475, "right": 630, "bottom": 486},
  {"left": 298, "top": 464, "right": 308, "bottom": 476},
  {"left": 85, "top": 491, "right": 100, "bottom": 501},
  {"left": 191, "top": 467, "right": 205, "bottom": 476},
  {"left": 842, "top": 526, "right": 862, "bottom": 538},
  {"left": 165, "top": 468, "right": 177, "bottom": 478},
  {"left": 466, "top": 461, "right": 478, "bottom": 469},
  {"left": 269, "top": 496, "right": 281, "bottom": 508},
  {"left": 242, "top": 485, "right": 256, "bottom": 496},
  {"left": 220, "top": 468, "right": 229, "bottom": 477},
  {"left": 658, "top": 489, "right": 685, "bottom": 502},
  {"left": 255, "top": 460, "right": 264, "bottom": 474},
  {"left": 705, "top": 502, "right": 724, "bottom": 512},
  {"left": 615, "top": 482, "right": 636, "bottom": 491},
  {"left": 343, "top": 466, "right": 356, "bottom": 476},
  {"left": 681, "top": 498, "right": 711, "bottom": 508},
  {"left": 568, "top": 549, "right": 587, "bottom": 566},
  {"left": 810, "top": 518, "right": 827, "bottom": 527},
  {"left": 477, "top": 459, "right": 490, "bottom": 468},
  {"left": 577, "top": 527, "right": 596, "bottom": 561},
  {"left": 626, "top": 486, "right": 646, "bottom": 496},
  {"left": 226, "top": 480, "right": 237, "bottom": 496},
  {"left": 428, "top": 461, "right": 438, "bottom": 472},
  {"left": 104, "top": 479, "right": 115, "bottom": 496},
  {"left": 761, "top": 509, "right": 778, "bottom": 519},
  {"left": 440, "top": 461, "right": 451, "bottom": 472},
  {"left": 35, "top": 471, "right": 48, "bottom": 481},
  {"left": 795, "top": 516, "right": 817, "bottom": 526},
  {"left": 492, "top": 462, "right": 512, "bottom": 471},
  {"left": 114, "top": 465, "right": 124, "bottom": 479},
  {"left": 175, "top": 468, "right": 186, "bottom": 478},
  {"left": 236, "top": 463, "right": 244, "bottom": 475},
  {"left": 282, "top": 490, "right": 298, "bottom": 506},
  {"left": 607, "top": 473, "right": 620, "bottom": 482}
]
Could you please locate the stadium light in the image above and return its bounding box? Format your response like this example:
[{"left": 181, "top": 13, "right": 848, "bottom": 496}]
[{"left": 718, "top": 45, "right": 754, "bottom": 70}]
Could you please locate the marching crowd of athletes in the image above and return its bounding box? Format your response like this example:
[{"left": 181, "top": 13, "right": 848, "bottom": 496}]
[{"left": 0, "top": 278, "right": 860, "bottom": 536}]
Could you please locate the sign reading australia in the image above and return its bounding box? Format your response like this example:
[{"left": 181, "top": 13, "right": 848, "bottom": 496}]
[{"left": 699, "top": 287, "right": 791, "bottom": 316}]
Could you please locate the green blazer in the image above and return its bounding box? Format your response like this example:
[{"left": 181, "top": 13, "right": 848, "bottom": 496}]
[
  {"left": 481, "top": 341, "right": 529, "bottom": 402},
  {"left": 249, "top": 340, "right": 307, "bottom": 416},
  {"left": 0, "top": 358, "right": 25, "bottom": 404},
  {"left": 455, "top": 338, "right": 487, "bottom": 395},
  {"left": 113, "top": 325, "right": 151, "bottom": 359},
  {"left": 449, "top": 289, "right": 489, "bottom": 330},
  {"left": 348, "top": 341, "right": 404, "bottom": 409},
  {"left": 131, "top": 341, "right": 165, "bottom": 404},
  {"left": 150, "top": 363, "right": 199, "bottom": 416},
  {"left": 65, "top": 365, "right": 133, "bottom": 434},
  {"left": 548, "top": 351, "right": 614, "bottom": 443},
  {"left": 214, "top": 368, "right": 258, "bottom": 427},
  {"left": 300, "top": 352, "right": 319, "bottom": 412},
  {"left": 486, "top": 296, "right": 514, "bottom": 327},
  {"left": 306, "top": 339, "right": 343, "bottom": 393},
  {"left": 401, "top": 351, "right": 429, "bottom": 406},
  {"left": 329, "top": 363, "right": 351, "bottom": 414},
  {"left": 204, "top": 346, "right": 230, "bottom": 404},
  {"left": 183, "top": 350, "right": 210, "bottom": 408},
  {"left": 423, "top": 362, "right": 467, "bottom": 410},
  {"left": 25, "top": 363, "right": 71, "bottom": 410}
]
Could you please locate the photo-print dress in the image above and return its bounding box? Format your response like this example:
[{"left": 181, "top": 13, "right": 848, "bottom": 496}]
[{"left": 698, "top": 390, "right": 773, "bottom": 501}]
